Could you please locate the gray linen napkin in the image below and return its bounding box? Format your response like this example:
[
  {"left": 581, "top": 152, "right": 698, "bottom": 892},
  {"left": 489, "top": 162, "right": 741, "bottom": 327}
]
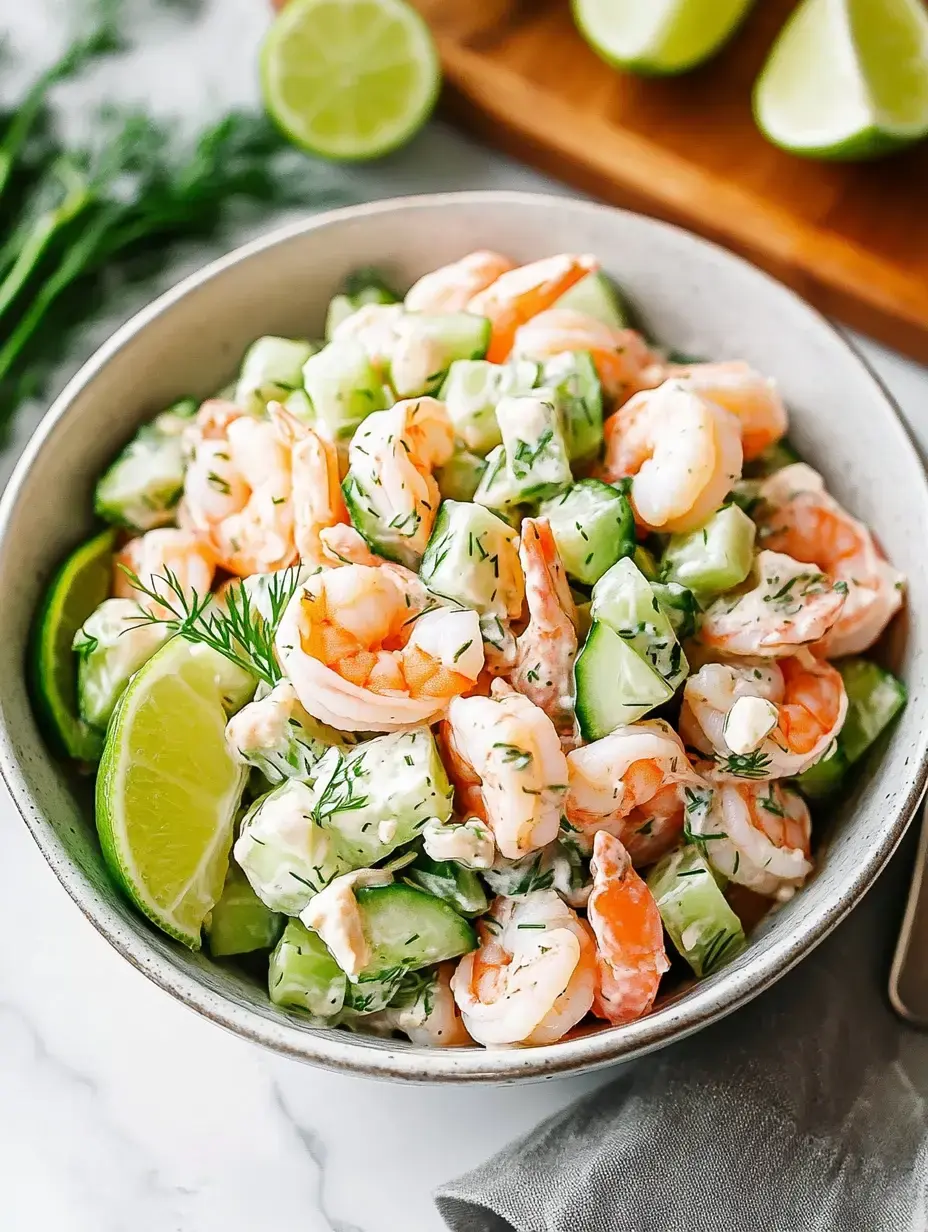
[{"left": 436, "top": 828, "right": 928, "bottom": 1232}]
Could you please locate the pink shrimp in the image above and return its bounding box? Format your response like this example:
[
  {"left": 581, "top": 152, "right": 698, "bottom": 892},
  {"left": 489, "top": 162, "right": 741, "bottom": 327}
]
[
  {"left": 511, "top": 309, "right": 660, "bottom": 402},
  {"left": 404, "top": 251, "right": 516, "bottom": 313},
  {"left": 510, "top": 517, "right": 579, "bottom": 744},
  {"left": 467, "top": 253, "right": 598, "bottom": 363},
  {"left": 664, "top": 361, "right": 788, "bottom": 462},
  {"left": 758, "top": 464, "right": 905, "bottom": 657},
  {"left": 587, "top": 831, "right": 670, "bottom": 1026}
]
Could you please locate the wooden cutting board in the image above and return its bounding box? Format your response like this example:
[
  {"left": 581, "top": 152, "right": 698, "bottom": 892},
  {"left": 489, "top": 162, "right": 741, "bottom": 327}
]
[{"left": 409, "top": 0, "right": 928, "bottom": 364}]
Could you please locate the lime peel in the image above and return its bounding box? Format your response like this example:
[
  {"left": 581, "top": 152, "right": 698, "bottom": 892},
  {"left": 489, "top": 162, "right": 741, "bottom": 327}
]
[{"left": 572, "top": 0, "right": 756, "bottom": 76}]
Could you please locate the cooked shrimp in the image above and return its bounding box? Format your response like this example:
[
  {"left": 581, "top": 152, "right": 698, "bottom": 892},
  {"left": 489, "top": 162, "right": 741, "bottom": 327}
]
[
  {"left": 276, "top": 562, "right": 484, "bottom": 732},
  {"left": 113, "top": 528, "right": 215, "bottom": 617},
  {"left": 699, "top": 549, "right": 846, "bottom": 658},
  {"left": 600, "top": 380, "right": 743, "bottom": 533},
  {"left": 345, "top": 397, "right": 454, "bottom": 564},
  {"left": 442, "top": 679, "right": 569, "bottom": 859},
  {"left": 758, "top": 463, "right": 905, "bottom": 657},
  {"left": 680, "top": 651, "right": 848, "bottom": 779},
  {"left": 271, "top": 405, "right": 348, "bottom": 567},
  {"left": 451, "top": 890, "right": 597, "bottom": 1046},
  {"left": 565, "top": 719, "right": 709, "bottom": 866},
  {"left": 511, "top": 309, "right": 659, "bottom": 402},
  {"left": 405, "top": 251, "right": 516, "bottom": 314},
  {"left": 663, "top": 361, "right": 788, "bottom": 462},
  {"left": 510, "top": 517, "right": 579, "bottom": 743},
  {"left": 467, "top": 253, "right": 598, "bottom": 363},
  {"left": 587, "top": 831, "right": 670, "bottom": 1025},
  {"left": 690, "top": 774, "right": 812, "bottom": 901},
  {"left": 332, "top": 304, "right": 461, "bottom": 398},
  {"left": 182, "top": 402, "right": 297, "bottom": 576},
  {"left": 369, "top": 964, "right": 472, "bottom": 1047}
]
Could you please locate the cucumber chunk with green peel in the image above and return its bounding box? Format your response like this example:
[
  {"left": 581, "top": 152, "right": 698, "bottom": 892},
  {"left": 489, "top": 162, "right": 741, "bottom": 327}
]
[
  {"left": 207, "top": 864, "right": 284, "bottom": 957},
  {"left": 234, "top": 780, "right": 349, "bottom": 916},
  {"left": 438, "top": 358, "right": 539, "bottom": 455},
  {"left": 540, "top": 479, "right": 635, "bottom": 585},
  {"left": 94, "top": 399, "right": 195, "bottom": 532},
  {"left": 419, "top": 500, "right": 522, "bottom": 657},
  {"left": 390, "top": 313, "right": 492, "bottom": 397},
  {"left": 356, "top": 883, "right": 477, "bottom": 975},
  {"left": 435, "top": 449, "right": 487, "bottom": 502},
  {"left": 651, "top": 580, "right": 699, "bottom": 640},
  {"left": 795, "top": 658, "right": 906, "bottom": 799},
  {"left": 235, "top": 336, "right": 316, "bottom": 414},
  {"left": 302, "top": 340, "right": 388, "bottom": 443},
  {"left": 268, "top": 920, "right": 346, "bottom": 1018},
  {"left": 574, "top": 620, "right": 674, "bottom": 741},
  {"left": 31, "top": 528, "right": 117, "bottom": 762},
  {"left": 73, "top": 598, "right": 172, "bottom": 731},
  {"left": 591, "top": 556, "right": 689, "bottom": 691},
  {"left": 405, "top": 853, "right": 489, "bottom": 918},
  {"left": 551, "top": 269, "right": 630, "bottom": 329},
  {"left": 661, "top": 505, "right": 756, "bottom": 594},
  {"left": 310, "top": 729, "right": 454, "bottom": 867},
  {"left": 648, "top": 845, "right": 746, "bottom": 977},
  {"left": 541, "top": 351, "right": 604, "bottom": 462},
  {"left": 835, "top": 658, "right": 907, "bottom": 764}
]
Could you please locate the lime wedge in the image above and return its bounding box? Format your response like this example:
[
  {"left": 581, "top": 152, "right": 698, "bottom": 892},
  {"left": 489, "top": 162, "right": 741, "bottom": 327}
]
[
  {"left": 572, "top": 0, "right": 756, "bottom": 75},
  {"left": 260, "top": 0, "right": 440, "bottom": 161},
  {"left": 31, "top": 528, "right": 117, "bottom": 763},
  {"left": 96, "top": 639, "right": 249, "bottom": 949},
  {"left": 754, "top": 0, "right": 928, "bottom": 158}
]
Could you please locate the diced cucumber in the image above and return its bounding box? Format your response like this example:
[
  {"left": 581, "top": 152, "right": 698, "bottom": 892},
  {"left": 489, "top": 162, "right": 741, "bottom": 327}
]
[
  {"left": 405, "top": 853, "right": 489, "bottom": 918},
  {"left": 268, "top": 920, "right": 346, "bottom": 1018},
  {"left": 419, "top": 500, "right": 521, "bottom": 657},
  {"left": 235, "top": 336, "right": 316, "bottom": 414},
  {"left": 282, "top": 387, "right": 314, "bottom": 422},
  {"left": 836, "top": 658, "right": 907, "bottom": 765},
  {"left": 647, "top": 846, "right": 746, "bottom": 978},
  {"left": 475, "top": 393, "right": 572, "bottom": 510},
  {"left": 551, "top": 270, "right": 630, "bottom": 329},
  {"left": 225, "top": 680, "right": 347, "bottom": 786},
  {"left": 591, "top": 556, "right": 688, "bottom": 691},
  {"left": 473, "top": 444, "right": 522, "bottom": 513},
  {"left": 233, "top": 780, "right": 349, "bottom": 915},
  {"left": 356, "top": 883, "right": 476, "bottom": 976},
  {"left": 651, "top": 581, "right": 699, "bottom": 640},
  {"left": 795, "top": 659, "right": 906, "bottom": 799},
  {"left": 302, "top": 340, "right": 388, "bottom": 442},
  {"left": 542, "top": 351, "right": 603, "bottom": 462},
  {"left": 72, "top": 598, "right": 172, "bottom": 730},
  {"left": 435, "top": 449, "right": 487, "bottom": 502},
  {"left": 574, "top": 621, "right": 674, "bottom": 741},
  {"left": 310, "top": 729, "right": 454, "bottom": 867},
  {"left": 206, "top": 863, "right": 284, "bottom": 957},
  {"left": 390, "top": 313, "right": 492, "bottom": 398},
  {"left": 662, "top": 505, "right": 756, "bottom": 594},
  {"left": 94, "top": 398, "right": 195, "bottom": 532},
  {"left": 324, "top": 267, "right": 400, "bottom": 341},
  {"left": 540, "top": 479, "right": 635, "bottom": 585},
  {"left": 438, "top": 359, "right": 539, "bottom": 455},
  {"left": 633, "top": 544, "right": 660, "bottom": 581}
]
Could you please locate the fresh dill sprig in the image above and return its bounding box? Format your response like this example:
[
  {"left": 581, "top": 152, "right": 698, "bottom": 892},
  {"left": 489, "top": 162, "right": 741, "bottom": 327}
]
[
  {"left": 714, "top": 748, "right": 772, "bottom": 779},
  {"left": 123, "top": 563, "right": 301, "bottom": 687}
]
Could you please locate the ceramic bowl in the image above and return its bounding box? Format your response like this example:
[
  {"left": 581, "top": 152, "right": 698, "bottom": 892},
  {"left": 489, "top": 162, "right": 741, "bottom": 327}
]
[{"left": 1, "top": 193, "right": 925, "bottom": 1083}]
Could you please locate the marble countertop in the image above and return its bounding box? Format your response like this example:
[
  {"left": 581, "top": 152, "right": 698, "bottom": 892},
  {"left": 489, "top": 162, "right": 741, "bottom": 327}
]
[{"left": 3, "top": 3, "right": 928, "bottom": 1229}]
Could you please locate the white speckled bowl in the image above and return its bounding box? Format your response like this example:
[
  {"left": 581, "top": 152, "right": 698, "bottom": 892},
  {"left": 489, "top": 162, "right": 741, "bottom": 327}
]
[{"left": 0, "top": 193, "right": 925, "bottom": 1083}]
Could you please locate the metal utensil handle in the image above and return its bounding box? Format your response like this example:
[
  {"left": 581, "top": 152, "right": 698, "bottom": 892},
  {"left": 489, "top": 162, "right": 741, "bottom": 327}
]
[{"left": 889, "top": 795, "right": 928, "bottom": 1027}]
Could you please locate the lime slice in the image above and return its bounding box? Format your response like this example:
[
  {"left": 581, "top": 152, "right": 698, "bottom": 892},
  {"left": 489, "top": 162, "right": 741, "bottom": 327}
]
[
  {"left": 96, "top": 639, "right": 249, "bottom": 949},
  {"left": 31, "top": 528, "right": 117, "bottom": 762},
  {"left": 572, "top": 0, "right": 756, "bottom": 75},
  {"left": 754, "top": 0, "right": 928, "bottom": 159},
  {"left": 260, "top": 0, "right": 440, "bottom": 161}
]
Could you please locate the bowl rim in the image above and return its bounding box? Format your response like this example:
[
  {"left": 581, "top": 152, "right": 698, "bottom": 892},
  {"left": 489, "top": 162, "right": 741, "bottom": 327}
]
[{"left": 1, "top": 189, "right": 926, "bottom": 1083}]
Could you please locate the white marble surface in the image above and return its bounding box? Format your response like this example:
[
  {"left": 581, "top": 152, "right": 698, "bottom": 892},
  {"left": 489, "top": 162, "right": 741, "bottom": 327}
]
[{"left": 3, "top": 3, "right": 928, "bottom": 1230}]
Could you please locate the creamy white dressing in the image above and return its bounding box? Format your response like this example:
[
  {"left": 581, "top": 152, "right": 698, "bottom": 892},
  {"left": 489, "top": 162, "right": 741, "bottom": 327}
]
[
  {"left": 299, "top": 868, "right": 393, "bottom": 978},
  {"left": 423, "top": 817, "right": 495, "bottom": 869},
  {"left": 723, "top": 695, "right": 779, "bottom": 756}
]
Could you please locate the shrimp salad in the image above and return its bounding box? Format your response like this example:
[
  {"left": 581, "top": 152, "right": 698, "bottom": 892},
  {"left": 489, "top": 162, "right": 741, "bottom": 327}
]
[{"left": 35, "top": 254, "right": 908, "bottom": 1050}]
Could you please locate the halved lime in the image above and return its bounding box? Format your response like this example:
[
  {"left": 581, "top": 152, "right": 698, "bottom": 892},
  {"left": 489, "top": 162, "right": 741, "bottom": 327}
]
[
  {"left": 96, "top": 639, "right": 249, "bottom": 949},
  {"left": 572, "top": 0, "right": 756, "bottom": 75},
  {"left": 260, "top": 0, "right": 440, "bottom": 161},
  {"left": 754, "top": 0, "right": 928, "bottom": 159},
  {"left": 31, "top": 528, "right": 117, "bottom": 763}
]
